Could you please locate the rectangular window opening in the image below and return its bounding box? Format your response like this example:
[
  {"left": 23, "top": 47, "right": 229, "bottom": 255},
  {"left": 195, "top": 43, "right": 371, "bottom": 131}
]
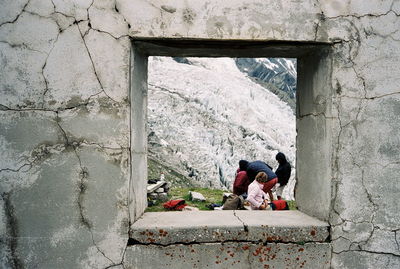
[
  {"left": 147, "top": 56, "right": 297, "bottom": 210},
  {"left": 129, "top": 40, "right": 332, "bottom": 244}
]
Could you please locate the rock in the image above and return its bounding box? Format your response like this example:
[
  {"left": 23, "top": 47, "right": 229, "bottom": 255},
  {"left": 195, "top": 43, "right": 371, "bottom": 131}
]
[
  {"left": 155, "top": 188, "right": 164, "bottom": 193},
  {"left": 223, "top": 192, "right": 233, "bottom": 197},
  {"left": 148, "top": 193, "right": 158, "bottom": 200},
  {"left": 163, "top": 182, "right": 171, "bottom": 192},
  {"left": 182, "top": 206, "right": 199, "bottom": 211},
  {"left": 189, "top": 191, "right": 206, "bottom": 202},
  {"left": 157, "top": 193, "right": 168, "bottom": 201}
]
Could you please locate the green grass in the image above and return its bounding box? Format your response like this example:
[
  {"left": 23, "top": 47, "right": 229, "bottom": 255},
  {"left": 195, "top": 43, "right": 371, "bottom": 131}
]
[
  {"left": 287, "top": 200, "right": 297, "bottom": 210},
  {"left": 144, "top": 200, "right": 166, "bottom": 212},
  {"left": 145, "top": 187, "right": 297, "bottom": 212},
  {"left": 145, "top": 187, "right": 225, "bottom": 212}
]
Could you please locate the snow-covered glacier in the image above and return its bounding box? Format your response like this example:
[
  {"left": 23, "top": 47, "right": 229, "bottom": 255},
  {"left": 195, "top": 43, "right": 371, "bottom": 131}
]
[{"left": 148, "top": 57, "right": 296, "bottom": 199}]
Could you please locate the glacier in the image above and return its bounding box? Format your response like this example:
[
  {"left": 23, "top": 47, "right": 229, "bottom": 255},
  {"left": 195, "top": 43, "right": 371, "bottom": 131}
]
[{"left": 148, "top": 56, "right": 296, "bottom": 200}]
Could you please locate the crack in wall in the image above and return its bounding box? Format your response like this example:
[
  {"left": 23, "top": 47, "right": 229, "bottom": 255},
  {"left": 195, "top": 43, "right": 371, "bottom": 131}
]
[
  {"left": 1, "top": 192, "right": 24, "bottom": 269},
  {"left": 88, "top": 25, "right": 130, "bottom": 40},
  {"left": 0, "top": 0, "right": 126, "bottom": 112},
  {"left": 0, "top": 141, "right": 63, "bottom": 176},
  {"left": 77, "top": 23, "right": 117, "bottom": 104},
  {"left": 333, "top": 248, "right": 400, "bottom": 258},
  {"left": 328, "top": 33, "right": 400, "bottom": 260},
  {"left": 395, "top": 230, "right": 400, "bottom": 251},
  {"left": 334, "top": 91, "right": 400, "bottom": 100},
  {"left": 0, "top": 0, "right": 30, "bottom": 28},
  {"left": 104, "top": 241, "right": 129, "bottom": 269},
  {"left": 54, "top": 113, "right": 119, "bottom": 267},
  {"left": 323, "top": 8, "right": 400, "bottom": 21},
  {"left": 126, "top": 238, "right": 321, "bottom": 247},
  {"left": 86, "top": 1, "right": 130, "bottom": 40},
  {"left": 233, "top": 210, "right": 249, "bottom": 233},
  {"left": 313, "top": 11, "right": 326, "bottom": 41},
  {"left": 0, "top": 40, "right": 47, "bottom": 55},
  {"left": 1, "top": 109, "right": 130, "bottom": 267},
  {"left": 0, "top": 88, "right": 117, "bottom": 112},
  {"left": 298, "top": 112, "right": 333, "bottom": 119},
  {"left": 41, "top": 30, "right": 61, "bottom": 108},
  {"left": 359, "top": 227, "right": 400, "bottom": 256},
  {"left": 0, "top": 163, "right": 33, "bottom": 174},
  {"left": 127, "top": 43, "right": 134, "bottom": 229}
]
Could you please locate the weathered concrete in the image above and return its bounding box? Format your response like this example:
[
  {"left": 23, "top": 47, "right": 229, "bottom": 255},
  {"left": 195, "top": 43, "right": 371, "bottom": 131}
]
[
  {"left": 235, "top": 211, "right": 329, "bottom": 243},
  {"left": 130, "top": 211, "right": 329, "bottom": 245},
  {"left": 124, "top": 242, "right": 331, "bottom": 269},
  {"left": 1, "top": 0, "right": 400, "bottom": 268},
  {"left": 130, "top": 47, "right": 148, "bottom": 223}
]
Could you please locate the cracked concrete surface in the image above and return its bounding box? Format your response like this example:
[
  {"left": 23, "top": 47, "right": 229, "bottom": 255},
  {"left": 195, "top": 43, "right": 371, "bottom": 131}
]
[
  {"left": 1, "top": 0, "right": 400, "bottom": 268},
  {"left": 129, "top": 211, "right": 329, "bottom": 246}
]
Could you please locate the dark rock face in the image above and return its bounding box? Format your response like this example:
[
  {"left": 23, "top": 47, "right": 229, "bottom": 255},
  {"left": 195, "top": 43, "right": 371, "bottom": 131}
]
[{"left": 235, "top": 58, "right": 297, "bottom": 110}]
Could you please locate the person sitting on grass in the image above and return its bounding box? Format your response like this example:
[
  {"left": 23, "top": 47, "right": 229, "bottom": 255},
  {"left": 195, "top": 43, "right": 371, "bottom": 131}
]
[
  {"left": 245, "top": 160, "right": 278, "bottom": 201},
  {"left": 247, "top": 172, "right": 270, "bottom": 210},
  {"left": 233, "top": 160, "right": 250, "bottom": 198}
]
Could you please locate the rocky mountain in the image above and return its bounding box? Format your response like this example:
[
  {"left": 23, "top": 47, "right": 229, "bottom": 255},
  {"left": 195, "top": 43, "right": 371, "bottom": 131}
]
[
  {"left": 235, "top": 58, "right": 297, "bottom": 110},
  {"left": 148, "top": 57, "right": 296, "bottom": 199}
]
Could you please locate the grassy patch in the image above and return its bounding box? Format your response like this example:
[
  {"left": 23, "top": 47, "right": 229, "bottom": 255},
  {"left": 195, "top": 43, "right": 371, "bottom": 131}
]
[
  {"left": 144, "top": 200, "right": 166, "bottom": 212},
  {"left": 286, "top": 200, "right": 297, "bottom": 210},
  {"left": 145, "top": 187, "right": 297, "bottom": 212},
  {"left": 145, "top": 187, "right": 225, "bottom": 212}
]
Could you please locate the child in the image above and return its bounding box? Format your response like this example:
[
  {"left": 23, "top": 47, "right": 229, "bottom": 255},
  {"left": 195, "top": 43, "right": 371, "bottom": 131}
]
[{"left": 247, "top": 172, "right": 269, "bottom": 210}]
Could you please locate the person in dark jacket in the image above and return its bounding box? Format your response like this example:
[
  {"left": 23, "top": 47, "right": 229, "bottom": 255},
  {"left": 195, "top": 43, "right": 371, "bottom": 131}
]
[
  {"left": 233, "top": 160, "right": 250, "bottom": 197},
  {"left": 275, "top": 152, "right": 291, "bottom": 200},
  {"left": 245, "top": 160, "right": 278, "bottom": 201}
]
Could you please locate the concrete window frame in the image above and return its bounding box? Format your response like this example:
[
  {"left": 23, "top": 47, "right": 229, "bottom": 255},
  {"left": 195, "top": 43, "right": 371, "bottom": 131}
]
[{"left": 129, "top": 39, "right": 333, "bottom": 225}]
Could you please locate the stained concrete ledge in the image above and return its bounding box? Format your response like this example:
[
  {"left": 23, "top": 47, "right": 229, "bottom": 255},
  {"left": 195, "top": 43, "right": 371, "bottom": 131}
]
[
  {"left": 124, "top": 242, "right": 332, "bottom": 269},
  {"left": 129, "top": 210, "right": 329, "bottom": 245}
]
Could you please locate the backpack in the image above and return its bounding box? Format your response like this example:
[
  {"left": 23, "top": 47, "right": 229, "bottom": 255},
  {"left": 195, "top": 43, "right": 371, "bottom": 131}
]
[
  {"left": 222, "top": 194, "right": 245, "bottom": 210},
  {"left": 270, "top": 200, "right": 289, "bottom": 210},
  {"left": 163, "top": 199, "right": 187, "bottom": 210}
]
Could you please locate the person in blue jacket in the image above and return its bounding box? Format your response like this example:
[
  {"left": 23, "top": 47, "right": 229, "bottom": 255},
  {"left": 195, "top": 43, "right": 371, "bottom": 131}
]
[{"left": 244, "top": 160, "right": 278, "bottom": 201}]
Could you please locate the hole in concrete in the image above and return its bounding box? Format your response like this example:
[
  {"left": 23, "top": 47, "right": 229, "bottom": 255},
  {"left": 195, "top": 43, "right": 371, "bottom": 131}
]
[{"left": 129, "top": 39, "right": 333, "bottom": 241}]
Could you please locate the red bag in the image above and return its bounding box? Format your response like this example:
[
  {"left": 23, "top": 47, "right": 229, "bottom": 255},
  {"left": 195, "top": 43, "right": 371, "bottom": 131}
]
[
  {"left": 163, "top": 199, "right": 187, "bottom": 210},
  {"left": 270, "top": 200, "right": 289, "bottom": 210}
]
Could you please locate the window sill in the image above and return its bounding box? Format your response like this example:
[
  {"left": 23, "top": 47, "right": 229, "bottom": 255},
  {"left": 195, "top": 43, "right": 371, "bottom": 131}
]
[{"left": 129, "top": 210, "right": 329, "bottom": 245}]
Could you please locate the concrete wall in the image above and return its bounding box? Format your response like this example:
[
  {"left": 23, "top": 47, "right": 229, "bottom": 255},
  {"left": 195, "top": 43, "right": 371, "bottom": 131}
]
[
  {"left": 296, "top": 49, "right": 333, "bottom": 221},
  {"left": 1, "top": 0, "right": 399, "bottom": 268}
]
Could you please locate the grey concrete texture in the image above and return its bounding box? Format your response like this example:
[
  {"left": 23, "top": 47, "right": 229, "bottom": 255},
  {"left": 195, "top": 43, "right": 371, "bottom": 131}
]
[
  {"left": 1, "top": 0, "right": 400, "bottom": 268},
  {"left": 130, "top": 211, "right": 329, "bottom": 245},
  {"left": 296, "top": 52, "right": 334, "bottom": 221},
  {"left": 124, "top": 242, "right": 331, "bottom": 269}
]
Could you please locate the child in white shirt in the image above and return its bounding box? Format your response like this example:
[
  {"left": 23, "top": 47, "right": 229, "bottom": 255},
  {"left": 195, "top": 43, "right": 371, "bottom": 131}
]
[{"left": 247, "top": 172, "right": 269, "bottom": 210}]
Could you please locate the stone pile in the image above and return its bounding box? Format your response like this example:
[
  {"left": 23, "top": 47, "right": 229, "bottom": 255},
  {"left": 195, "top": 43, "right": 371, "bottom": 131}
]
[{"left": 147, "top": 181, "right": 170, "bottom": 203}]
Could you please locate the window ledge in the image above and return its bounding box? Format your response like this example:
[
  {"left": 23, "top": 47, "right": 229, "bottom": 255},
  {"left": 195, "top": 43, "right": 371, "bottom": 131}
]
[{"left": 129, "top": 210, "right": 329, "bottom": 245}]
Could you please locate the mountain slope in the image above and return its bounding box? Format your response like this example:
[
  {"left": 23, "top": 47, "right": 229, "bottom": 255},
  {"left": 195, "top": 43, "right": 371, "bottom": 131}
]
[{"left": 235, "top": 58, "right": 297, "bottom": 110}]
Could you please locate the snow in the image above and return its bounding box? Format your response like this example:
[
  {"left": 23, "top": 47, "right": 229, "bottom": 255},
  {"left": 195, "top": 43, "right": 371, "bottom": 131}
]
[{"left": 148, "top": 56, "right": 296, "bottom": 199}]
